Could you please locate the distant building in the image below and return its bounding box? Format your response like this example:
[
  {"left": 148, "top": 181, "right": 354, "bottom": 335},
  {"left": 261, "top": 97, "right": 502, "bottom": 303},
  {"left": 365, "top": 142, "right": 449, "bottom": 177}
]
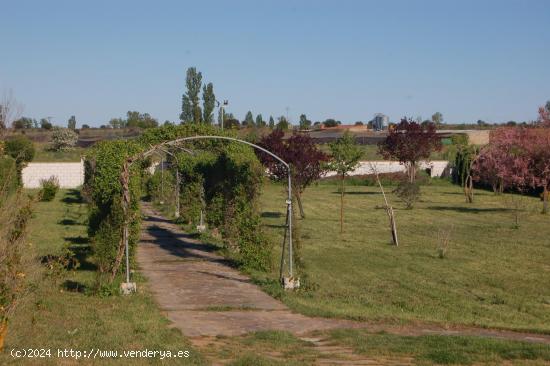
[{"left": 372, "top": 113, "right": 389, "bottom": 130}]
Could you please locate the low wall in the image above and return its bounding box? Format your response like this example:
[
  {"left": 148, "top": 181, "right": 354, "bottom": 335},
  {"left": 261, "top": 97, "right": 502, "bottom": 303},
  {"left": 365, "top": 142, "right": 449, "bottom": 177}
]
[
  {"left": 324, "top": 160, "right": 450, "bottom": 178},
  {"left": 22, "top": 160, "right": 84, "bottom": 188},
  {"left": 21, "top": 159, "right": 450, "bottom": 189}
]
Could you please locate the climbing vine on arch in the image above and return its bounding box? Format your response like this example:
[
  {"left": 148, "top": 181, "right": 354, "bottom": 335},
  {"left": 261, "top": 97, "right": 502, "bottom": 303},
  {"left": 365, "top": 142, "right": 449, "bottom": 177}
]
[{"left": 84, "top": 124, "right": 272, "bottom": 288}]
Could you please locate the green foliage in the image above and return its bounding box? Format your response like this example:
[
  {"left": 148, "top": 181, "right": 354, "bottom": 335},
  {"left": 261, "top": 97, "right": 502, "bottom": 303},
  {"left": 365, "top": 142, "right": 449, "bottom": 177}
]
[
  {"left": 5, "top": 135, "right": 35, "bottom": 165},
  {"left": 39, "top": 176, "right": 60, "bottom": 201},
  {"left": 84, "top": 139, "right": 143, "bottom": 283},
  {"left": 0, "top": 156, "right": 18, "bottom": 193},
  {"left": 5, "top": 135, "right": 35, "bottom": 184},
  {"left": 0, "top": 181, "right": 35, "bottom": 325},
  {"left": 181, "top": 67, "right": 203, "bottom": 123},
  {"left": 299, "top": 114, "right": 311, "bottom": 130},
  {"left": 393, "top": 180, "right": 421, "bottom": 209},
  {"left": 170, "top": 139, "right": 271, "bottom": 271},
  {"left": 255, "top": 114, "right": 265, "bottom": 127},
  {"left": 244, "top": 111, "right": 255, "bottom": 127},
  {"left": 50, "top": 127, "right": 78, "bottom": 151},
  {"left": 202, "top": 82, "right": 216, "bottom": 123},
  {"left": 276, "top": 116, "right": 289, "bottom": 130},
  {"left": 327, "top": 131, "right": 362, "bottom": 176},
  {"left": 88, "top": 123, "right": 272, "bottom": 282},
  {"left": 40, "top": 118, "right": 52, "bottom": 130}
]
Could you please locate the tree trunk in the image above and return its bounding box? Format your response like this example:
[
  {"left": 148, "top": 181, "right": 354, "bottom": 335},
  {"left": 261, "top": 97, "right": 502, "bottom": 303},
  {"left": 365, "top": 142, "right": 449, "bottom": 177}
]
[
  {"left": 295, "top": 191, "right": 305, "bottom": 219},
  {"left": 543, "top": 186, "right": 548, "bottom": 214},
  {"left": 464, "top": 175, "right": 474, "bottom": 203},
  {"left": 408, "top": 163, "right": 416, "bottom": 183},
  {"left": 340, "top": 173, "right": 345, "bottom": 234}
]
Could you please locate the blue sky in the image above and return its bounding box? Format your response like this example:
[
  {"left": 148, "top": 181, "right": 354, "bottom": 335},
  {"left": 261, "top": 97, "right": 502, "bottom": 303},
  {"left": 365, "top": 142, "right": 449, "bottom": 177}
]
[{"left": 1, "top": 0, "right": 549, "bottom": 127}]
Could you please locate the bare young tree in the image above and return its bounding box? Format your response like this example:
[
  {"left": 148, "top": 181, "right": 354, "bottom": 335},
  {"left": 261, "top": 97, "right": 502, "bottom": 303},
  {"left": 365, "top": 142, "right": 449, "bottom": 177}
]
[
  {"left": 0, "top": 90, "right": 23, "bottom": 136},
  {"left": 368, "top": 162, "right": 398, "bottom": 246}
]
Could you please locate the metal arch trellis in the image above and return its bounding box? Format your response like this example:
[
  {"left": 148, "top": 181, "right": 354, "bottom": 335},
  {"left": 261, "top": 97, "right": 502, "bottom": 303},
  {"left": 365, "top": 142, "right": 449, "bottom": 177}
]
[{"left": 120, "top": 135, "right": 294, "bottom": 290}]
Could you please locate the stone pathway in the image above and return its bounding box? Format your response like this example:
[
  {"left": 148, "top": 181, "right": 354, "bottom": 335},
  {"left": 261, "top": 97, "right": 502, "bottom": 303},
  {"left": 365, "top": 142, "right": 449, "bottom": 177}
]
[{"left": 137, "top": 203, "right": 550, "bottom": 365}]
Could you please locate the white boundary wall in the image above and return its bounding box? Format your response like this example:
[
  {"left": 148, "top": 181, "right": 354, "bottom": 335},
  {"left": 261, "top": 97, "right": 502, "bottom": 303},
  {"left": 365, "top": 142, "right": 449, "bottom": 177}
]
[
  {"left": 21, "top": 159, "right": 450, "bottom": 188},
  {"left": 324, "top": 160, "right": 450, "bottom": 178},
  {"left": 22, "top": 160, "right": 84, "bottom": 188}
]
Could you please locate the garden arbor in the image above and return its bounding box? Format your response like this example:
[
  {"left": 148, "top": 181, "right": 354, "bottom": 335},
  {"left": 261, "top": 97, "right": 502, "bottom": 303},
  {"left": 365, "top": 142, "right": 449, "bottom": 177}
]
[{"left": 119, "top": 135, "right": 297, "bottom": 293}]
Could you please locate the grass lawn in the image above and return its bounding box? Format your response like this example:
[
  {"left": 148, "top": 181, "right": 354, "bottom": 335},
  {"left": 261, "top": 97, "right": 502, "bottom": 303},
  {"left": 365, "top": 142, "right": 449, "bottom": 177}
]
[
  {"left": 0, "top": 189, "right": 205, "bottom": 365},
  {"left": 257, "top": 180, "right": 550, "bottom": 334},
  {"left": 2, "top": 186, "right": 549, "bottom": 365},
  {"left": 33, "top": 143, "right": 87, "bottom": 162},
  {"left": 193, "top": 329, "right": 550, "bottom": 365},
  {"left": 327, "top": 329, "right": 550, "bottom": 365}
]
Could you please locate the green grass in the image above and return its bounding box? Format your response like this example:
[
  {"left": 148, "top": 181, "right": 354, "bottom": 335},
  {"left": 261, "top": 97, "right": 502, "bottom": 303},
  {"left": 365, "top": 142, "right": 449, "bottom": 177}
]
[
  {"left": 33, "top": 143, "right": 87, "bottom": 162},
  {"left": 328, "top": 329, "right": 550, "bottom": 365},
  {"left": 257, "top": 181, "right": 550, "bottom": 333},
  {"left": 4, "top": 186, "right": 549, "bottom": 365},
  {"left": 0, "top": 189, "right": 205, "bottom": 365},
  {"left": 318, "top": 143, "right": 450, "bottom": 160}
]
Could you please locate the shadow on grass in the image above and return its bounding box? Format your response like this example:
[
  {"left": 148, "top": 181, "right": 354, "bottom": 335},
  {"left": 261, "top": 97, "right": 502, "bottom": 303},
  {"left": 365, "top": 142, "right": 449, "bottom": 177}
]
[
  {"left": 331, "top": 191, "right": 380, "bottom": 195},
  {"left": 62, "top": 280, "right": 88, "bottom": 293},
  {"left": 261, "top": 211, "right": 283, "bottom": 218},
  {"left": 427, "top": 206, "right": 510, "bottom": 213},
  {"left": 61, "top": 189, "right": 83, "bottom": 204},
  {"left": 58, "top": 219, "right": 81, "bottom": 226},
  {"left": 65, "top": 236, "right": 89, "bottom": 245},
  {"left": 70, "top": 244, "right": 97, "bottom": 271},
  {"left": 263, "top": 224, "right": 287, "bottom": 229}
]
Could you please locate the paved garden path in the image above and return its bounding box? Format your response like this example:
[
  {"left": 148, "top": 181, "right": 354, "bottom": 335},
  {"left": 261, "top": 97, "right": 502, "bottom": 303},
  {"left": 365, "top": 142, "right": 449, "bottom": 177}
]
[
  {"left": 137, "top": 203, "right": 364, "bottom": 337},
  {"left": 137, "top": 203, "right": 550, "bottom": 364}
]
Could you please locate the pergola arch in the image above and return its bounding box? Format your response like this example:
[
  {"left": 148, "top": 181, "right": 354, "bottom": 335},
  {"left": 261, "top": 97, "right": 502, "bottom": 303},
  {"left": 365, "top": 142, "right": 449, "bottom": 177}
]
[{"left": 119, "top": 135, "right": 295, "bottom": 291}]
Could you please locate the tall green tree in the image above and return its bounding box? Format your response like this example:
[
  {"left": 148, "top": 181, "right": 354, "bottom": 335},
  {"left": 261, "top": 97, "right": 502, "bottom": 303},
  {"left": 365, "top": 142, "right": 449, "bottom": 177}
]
[
  {"left": 299, "top": 114, "right": 311, "bottom": 130},
  {"left": 276, "top": 116, "right": 289, "bottom": 130},
  {"left": 268, "top": 116, "right": 275, "bottom": 129},
  {"left": 40, "top": 118, "right": 52, "bottom": 130},
  {"left": 243, "top": 111, "right": 255, "bottom": 127},
  {"left": 67, "top": 115, "right": 77, "bottom": 130},
  {"left": 202, "top": 82, "right": 215, "bottom": 124},
  {"left": 327, "top": 131, "right": 362, "bottom": 233},
  {"left": 180, "top": 67, "right": 203, "bottom": 123},
  {"left": 256, "top": 114, "right": 265, "bottom": 127},
  {"left": 126, "top": 111, "right": 158, "bottom": 129},
  {"left": 432, "top": 112, "right": 443, "bottom": 125}
]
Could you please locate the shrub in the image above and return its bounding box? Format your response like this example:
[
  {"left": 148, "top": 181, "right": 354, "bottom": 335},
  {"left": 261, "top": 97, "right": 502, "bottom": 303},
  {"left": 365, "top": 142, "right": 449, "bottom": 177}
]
[
  {"left": 50, "top": 127, "right": 78, "bottom": 151},
  {"left": 4, "top": 136, "right": 35, "bottom": 185},
  {"left": 393, "top": 180, "right": 421, "bottom": 209},
  {"left": 4, "top": 135, "right": 35, "bottom": 165},
  {"left": 0, "top": 156, "right": 18, "bottom": 193},
  {"left": 39, "top": 176, "right": 60, "bottom": 201},
  {"left": 0, "top": 178, "right": 37, "bottom": 347},
  {"left": 85, "top": 140, "right": 142, "bottom": 285}
]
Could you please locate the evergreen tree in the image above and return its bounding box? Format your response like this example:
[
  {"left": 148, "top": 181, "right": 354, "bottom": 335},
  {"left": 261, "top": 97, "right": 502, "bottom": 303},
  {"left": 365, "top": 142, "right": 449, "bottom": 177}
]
[
  {"left": 244, "top": 111, "right": 254, "bottom": 127},
  {"left": 268, "top": 116, "right": 275, "bottom": 129},
  {"left": 276, "top": 116, "right": 289, "bottom": 130},
  {"left": 180, "top": 67, "right": 202, "bottom": 123},
  {"left": 256, "top": 114, "right": 265, "bottom": 127},
  {"left": 202, "top": 82, "right": 215, "bottom": 124}
]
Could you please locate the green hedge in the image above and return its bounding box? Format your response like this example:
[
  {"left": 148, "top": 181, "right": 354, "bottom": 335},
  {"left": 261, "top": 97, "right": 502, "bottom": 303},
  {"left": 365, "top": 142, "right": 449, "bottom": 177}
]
[
  {"left": 86, "top": 124, "right": 272, "bottom": 286},
  {"left": 84, "top": 140, "right": 143, "bottom": 284}
]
